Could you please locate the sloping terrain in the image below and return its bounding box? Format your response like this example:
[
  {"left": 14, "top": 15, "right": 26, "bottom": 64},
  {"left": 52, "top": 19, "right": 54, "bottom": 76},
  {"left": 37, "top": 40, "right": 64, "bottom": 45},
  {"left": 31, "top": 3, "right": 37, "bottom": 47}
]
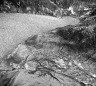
[
  {"left": 0, "top": 1, "right": 96, "bottom": 86},
  {"left": 0, "top": 13, "right": 96, "bottom": 86},
  {"left": 0, "top": 13, "right": 79, "bottom": 59}
]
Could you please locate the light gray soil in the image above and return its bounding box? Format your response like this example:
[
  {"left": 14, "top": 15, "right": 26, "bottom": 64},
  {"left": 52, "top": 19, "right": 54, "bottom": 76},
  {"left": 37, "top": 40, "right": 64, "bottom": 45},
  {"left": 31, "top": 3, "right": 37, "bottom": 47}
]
[{"left": 0, "top": 13, "right": 79, "bottom": 59}]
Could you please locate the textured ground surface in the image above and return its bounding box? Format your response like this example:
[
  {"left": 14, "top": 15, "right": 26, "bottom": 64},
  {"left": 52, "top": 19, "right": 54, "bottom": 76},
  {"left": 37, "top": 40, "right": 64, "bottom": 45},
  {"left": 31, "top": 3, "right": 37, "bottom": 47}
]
[
  {"left": 0, "top": 14, "right": 96, "bottom": 86},
  {"left": 0, "top": 13, "right": 79, "bottom": 59},
  {"left": 0, "top": 7, "right": 96, "bottom": 86},
  {"left": 0, "top": 1, "right": 96, "bottom": 86}
]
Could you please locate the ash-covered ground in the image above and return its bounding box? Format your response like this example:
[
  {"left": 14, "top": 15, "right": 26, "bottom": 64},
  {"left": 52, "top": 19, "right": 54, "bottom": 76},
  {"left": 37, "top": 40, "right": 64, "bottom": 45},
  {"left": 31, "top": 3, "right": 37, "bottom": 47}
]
[{"left": 0, "top": 1, "right": 96, "bottom": 86}]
